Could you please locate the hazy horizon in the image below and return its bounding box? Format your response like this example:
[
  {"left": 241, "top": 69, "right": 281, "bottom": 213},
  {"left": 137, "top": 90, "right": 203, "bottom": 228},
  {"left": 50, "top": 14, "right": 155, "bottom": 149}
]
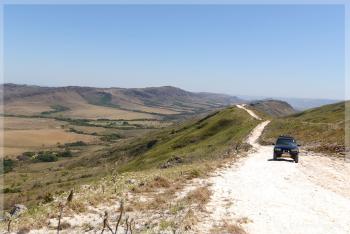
[
  {"left": 3, "top": 82, "right": 342, "bottom": 101},
  {"left": 4, "top": 4, "right": 345, "bottom": 99}
]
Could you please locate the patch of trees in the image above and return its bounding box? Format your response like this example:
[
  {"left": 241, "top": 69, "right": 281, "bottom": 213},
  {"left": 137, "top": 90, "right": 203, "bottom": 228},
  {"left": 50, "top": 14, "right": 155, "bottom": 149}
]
[
  {"left": 41, "top": 105, "right": 70, "bottom": 115},
  {"left": 15, "top": 149, "right": 74, "bottom": 164}
]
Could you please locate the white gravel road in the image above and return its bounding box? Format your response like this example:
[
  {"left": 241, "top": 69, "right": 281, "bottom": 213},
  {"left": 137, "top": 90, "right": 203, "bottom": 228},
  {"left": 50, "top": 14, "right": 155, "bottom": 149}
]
[{"left": 195, "top": 106, "right": 350, "bottom": 234}]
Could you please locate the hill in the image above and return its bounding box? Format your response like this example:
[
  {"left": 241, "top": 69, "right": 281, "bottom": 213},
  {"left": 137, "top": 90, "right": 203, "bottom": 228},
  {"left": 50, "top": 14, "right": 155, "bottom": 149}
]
[
  {"left": 115, "top": 106, "right": 260, "bottom": 171},
  {"left": 260, "top": 101, "right": 346, "bottom": 155},
  {"left": 248, "top": 99, "right": 296, "bottom": 117},
  {"left": 2, "top": 105, "right": 260, "bottom": 208},
  {"left": 0, "top": 84, "right": 241, "bottom": 120}
]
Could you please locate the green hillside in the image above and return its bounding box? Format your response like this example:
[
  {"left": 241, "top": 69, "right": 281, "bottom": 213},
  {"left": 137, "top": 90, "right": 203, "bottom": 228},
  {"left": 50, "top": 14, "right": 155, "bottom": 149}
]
[
  {"left": 260, "top": 101, "right": 347, "bottom": 154},
  {"left": 3, "top": 106, "right": 260, "bottom": 209},
  {"left": 106, "top": 106, "right": 260, "bottom": 171}
]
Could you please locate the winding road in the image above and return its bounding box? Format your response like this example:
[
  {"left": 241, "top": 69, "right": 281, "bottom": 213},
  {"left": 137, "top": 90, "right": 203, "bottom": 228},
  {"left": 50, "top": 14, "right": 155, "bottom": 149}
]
[{"left": 195, "top": 105, "right": 350, "bottom": 234}]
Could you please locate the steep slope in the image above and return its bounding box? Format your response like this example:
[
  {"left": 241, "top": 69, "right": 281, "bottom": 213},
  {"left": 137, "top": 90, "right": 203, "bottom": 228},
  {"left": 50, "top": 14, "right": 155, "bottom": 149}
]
[
  {"left": 1, "top": 84, "right": 241, "bottom": 119},
  {"left": 248, "top": 99, "right": 296, "bottom": 117},
  {"left": 260, "top": 101, "right": 346, "bottom": 154}
]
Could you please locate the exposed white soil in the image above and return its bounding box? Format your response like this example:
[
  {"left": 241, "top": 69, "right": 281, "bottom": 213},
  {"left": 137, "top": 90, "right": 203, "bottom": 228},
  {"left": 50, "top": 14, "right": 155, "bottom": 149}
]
[
  {"left": 236, "top": 104, "right": 262, "bottom": 120},
  {"left": 192, "top": 106, "right": 350, "bottom": 234}
]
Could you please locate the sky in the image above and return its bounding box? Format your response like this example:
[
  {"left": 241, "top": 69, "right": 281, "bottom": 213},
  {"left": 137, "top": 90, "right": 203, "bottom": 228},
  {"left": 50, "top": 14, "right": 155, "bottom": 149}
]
[{"left": 4, "top": 4, "right": 345, "bottom": 99}]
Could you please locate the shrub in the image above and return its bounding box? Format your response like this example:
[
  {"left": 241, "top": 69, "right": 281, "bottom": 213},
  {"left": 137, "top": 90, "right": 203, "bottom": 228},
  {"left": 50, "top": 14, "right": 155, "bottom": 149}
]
[
  {"left": 100, "top": 133, "right": 121, "bottom": 142},
  {"left": 36, "top": 152, "right": 58, "bottom": 162},
  {"left": 57, "top": 150, "right": 73, "bottom": 157},
  {"left": 23, "top": 151, "right": 35, "bottom": 157},
  {"left": 64, "top": 141, "right": 87, "bottom": 147},
  {"left": 151, "top": 176, "right": 170, "bottom": 188},
  {"left": 3, "top": 187, "right": 21, "bottom": 193},
  {"left": 17, "top": 154, "right": 31, "bottom": 161},
  {"left": 2, "top": 159, "right": 15, "bottom": 173},
  {"left": 42, "top": 192, "right": 54, "bottom": 203},
  {"left": 147, "top": 139, "right": 158, "bottom": 149}
]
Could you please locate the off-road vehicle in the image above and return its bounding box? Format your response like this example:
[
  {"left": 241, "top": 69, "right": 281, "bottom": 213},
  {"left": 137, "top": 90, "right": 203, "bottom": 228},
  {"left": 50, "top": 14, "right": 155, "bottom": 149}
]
[{"left": 273, "top": 136, "right": 300, "bottom": 163}]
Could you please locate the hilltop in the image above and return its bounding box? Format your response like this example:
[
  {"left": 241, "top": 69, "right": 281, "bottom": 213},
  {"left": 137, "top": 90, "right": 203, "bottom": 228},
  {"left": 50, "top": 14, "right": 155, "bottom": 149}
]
[
  {"left": 248, "top": 99, "right": 296, "bottom": 117},
  {"left": 260, "top": 101, "right": 346, "bottom": 155}
]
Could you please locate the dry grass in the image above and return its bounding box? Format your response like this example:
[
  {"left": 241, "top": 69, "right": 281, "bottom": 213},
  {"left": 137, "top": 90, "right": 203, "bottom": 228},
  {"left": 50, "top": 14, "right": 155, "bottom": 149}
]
[
  {"left": 150, "top": 176, "right": 171, "bottom": 188},
  {"left": 58, "top": 221, "right": 71, "bottom": 230},
  {"left": 1, "top": 102, "right": 51, "bottom": 115},
  {"left": 1, "top": 116, "right": 97, "bottom": 157},
  {"left": 3, "top": 129, "right": 95, "bottom": 147},
  {"left": 0, "top": 156, "right": 229, "bottom": 233},
  {"left": 62, "top": 103, "right": 156, "bottom": 120},
  {"left": 182, "top": 209, "right": 198, "bottom": 231},
  {"left": 2, "top": 116, "right": 64, "bottom": 130},
  {"left": 67, "top": 200, "right": 87, "bottom": 213},
  {"left": 16, "top": 226, "right": 31, "bottom": 234},
  {"left": 185, "top": 186, "right": 212, "bottom": 206},
  {"left": 236, "top": 217, "right": 252, "bottom": 224},
  {"left": 211, "top": 221, "right": 247, "bottom": 234}
]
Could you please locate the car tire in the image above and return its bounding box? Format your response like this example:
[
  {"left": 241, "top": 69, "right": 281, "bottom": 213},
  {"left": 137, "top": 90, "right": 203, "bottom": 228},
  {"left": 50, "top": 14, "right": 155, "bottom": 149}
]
[
  {"left": 294, "top": 155, "right": 299, "bottom": 163},
  {"left": 273, "top": 153, "right": 278, "bottom": 160}
]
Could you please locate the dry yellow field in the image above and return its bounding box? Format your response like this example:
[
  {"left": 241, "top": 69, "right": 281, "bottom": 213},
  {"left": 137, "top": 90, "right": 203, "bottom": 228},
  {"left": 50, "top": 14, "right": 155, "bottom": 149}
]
[
  {"left": 123, "top": 104, "right": 179, "bottom": 115},
  {"left": 61, "top": 104, "right": 157, "bottom": 120},
  {"left": 1, "top": 117, "right": 97, "bottom": 158},
  {"left": 0, "top": 102, "right": 51, "bottom": 115},
  {"left": 2, "top": 116, "right": 64, "bottom": 130}
]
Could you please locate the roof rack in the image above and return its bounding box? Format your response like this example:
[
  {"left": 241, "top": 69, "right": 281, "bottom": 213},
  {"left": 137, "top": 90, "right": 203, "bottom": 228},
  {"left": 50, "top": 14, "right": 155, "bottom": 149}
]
[{"left": 278, "top": 135, "right": 294, "bottom": 138}]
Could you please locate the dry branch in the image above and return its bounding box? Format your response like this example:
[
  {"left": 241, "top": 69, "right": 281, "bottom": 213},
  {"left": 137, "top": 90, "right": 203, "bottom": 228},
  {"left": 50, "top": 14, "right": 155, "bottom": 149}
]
[
  {"left": 57, "top": 202, "right": 64, "bottom": 234},
  {"left": 114, "top": 201, "right": 124, "bottom": 234},
  {"left": 101, "top": 211, "right": 114, "bottom": 234}
]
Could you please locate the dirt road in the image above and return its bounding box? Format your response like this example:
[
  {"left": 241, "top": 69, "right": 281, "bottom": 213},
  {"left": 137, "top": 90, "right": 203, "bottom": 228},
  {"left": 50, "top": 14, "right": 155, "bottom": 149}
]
[{"left": 195, "top": 105, "right": 350, "bottom": 234}]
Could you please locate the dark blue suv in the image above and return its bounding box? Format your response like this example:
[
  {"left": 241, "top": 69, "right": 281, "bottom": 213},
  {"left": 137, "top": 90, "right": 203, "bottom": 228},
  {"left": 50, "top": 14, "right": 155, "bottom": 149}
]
[{"left": 273, "top": 136, "right": 300, "bottom": 163}]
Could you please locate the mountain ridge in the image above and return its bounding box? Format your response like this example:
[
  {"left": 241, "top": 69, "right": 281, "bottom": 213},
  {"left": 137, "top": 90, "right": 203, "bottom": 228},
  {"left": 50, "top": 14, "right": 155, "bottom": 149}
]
[{"left": 1, "top": 83, "right": 242, "bottom": 120}]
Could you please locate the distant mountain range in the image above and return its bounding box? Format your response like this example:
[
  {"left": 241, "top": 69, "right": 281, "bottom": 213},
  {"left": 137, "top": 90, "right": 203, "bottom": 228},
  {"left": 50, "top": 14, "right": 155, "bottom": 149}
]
[
  {"left": 1, "top": 83, "right": 340, "bottom": 121},
  {"left": 0, "top": 83, "right": 242, "bottom": 120}
]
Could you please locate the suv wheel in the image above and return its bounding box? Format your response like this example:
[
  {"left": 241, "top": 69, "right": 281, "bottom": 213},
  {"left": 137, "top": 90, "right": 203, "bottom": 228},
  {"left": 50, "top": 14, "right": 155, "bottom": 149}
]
[
  {"left": 294, "top": 155, "right": 299, "bottom": 163},
  {"left": 273, "top": 153, "right": 278, "bottom": 160}
]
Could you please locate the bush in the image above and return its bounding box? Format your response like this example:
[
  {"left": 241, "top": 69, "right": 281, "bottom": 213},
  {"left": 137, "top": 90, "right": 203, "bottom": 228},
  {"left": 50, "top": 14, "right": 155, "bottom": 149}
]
[
  {"left": 17, "top": 154, "right": 31, "bottom": 161},
  {"left": 36, "top": 152, "right": 58, "bottom": 162},
  {"left": 68, "top": 128, "right": 84, "bottom": 134},
  {"left": 2, "top": 159, "right": 15, "bottom": 173},
  {"left": 64, "top": 141, "right": 87, "bottom": 147},
  {"left": 3, "top": 187, "right": 21, "bottom": 193},
  {"left": 42, "top": 192, "right": 54, "bottom": 203},
  {"left": 57, "top": 150, "right": 73, "bottom": 157},
  {"left": 100, "top": 133, "right": 121, "bottom": 142},
  {"left": 23, "top": 151, "right": 35, "bottom": 157},
  {"left": 147, "top": 139, "right": 158, "bottom": 149}
]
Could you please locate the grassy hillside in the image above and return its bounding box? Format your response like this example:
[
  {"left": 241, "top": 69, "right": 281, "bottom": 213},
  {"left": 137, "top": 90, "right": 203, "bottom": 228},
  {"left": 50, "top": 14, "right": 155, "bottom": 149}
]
[
  {"left": 260, "top": 101, "right": 346, "bottom": 154},
  {"left": 248, "top": 99, "right": 295, "bottom": 117},
  {"left": 2, "top": 106, "right": 260, "bottom": 209},
  {"left": 110, "top": 106, "right": 260, "bottom": 171}
]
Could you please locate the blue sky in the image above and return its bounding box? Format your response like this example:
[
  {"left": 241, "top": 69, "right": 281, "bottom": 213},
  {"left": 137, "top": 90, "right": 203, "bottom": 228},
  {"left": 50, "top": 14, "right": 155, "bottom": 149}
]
[{"left": 4, "top": 4, "right": 345, "bottom": 99}]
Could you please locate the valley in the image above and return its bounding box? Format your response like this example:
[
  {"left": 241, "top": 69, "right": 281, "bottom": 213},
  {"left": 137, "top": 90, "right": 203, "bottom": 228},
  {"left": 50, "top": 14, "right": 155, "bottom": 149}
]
[{"left": 0, "top": 84, "right": 348, "bottom": 234}]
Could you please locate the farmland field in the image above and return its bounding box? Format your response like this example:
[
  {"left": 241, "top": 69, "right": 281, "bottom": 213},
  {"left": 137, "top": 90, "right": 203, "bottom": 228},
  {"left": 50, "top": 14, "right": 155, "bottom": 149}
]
[{"left": 1, "top": 117, "right": 97, "bottom": 158}]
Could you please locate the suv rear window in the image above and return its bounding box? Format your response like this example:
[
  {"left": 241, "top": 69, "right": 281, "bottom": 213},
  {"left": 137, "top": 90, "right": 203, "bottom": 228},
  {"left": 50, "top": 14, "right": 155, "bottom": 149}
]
[{"left": 276, "top": 138, "right": 296, "bottom": 145}]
